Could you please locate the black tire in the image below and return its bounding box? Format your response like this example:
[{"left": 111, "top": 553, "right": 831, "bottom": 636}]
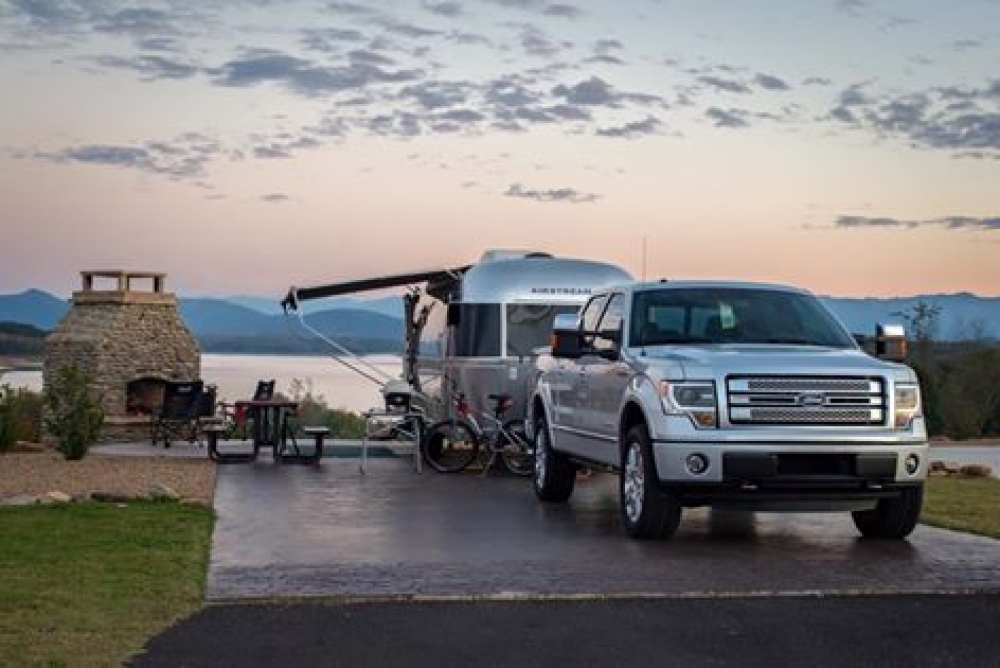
[
  {"left": 422, "top": 418, "right": 479, "bottom": 473},
  {"left": 620, "top": 425, "right": 681, "bottom": 539},
  {"left": 499, "top": 419, "right": 533, "bottom": 477},
  {"left": 852, "top": 485, "right": 923, "bottom": 539},
  {"left": 533, "top": 413, "right": 576, "bottom": 502}
]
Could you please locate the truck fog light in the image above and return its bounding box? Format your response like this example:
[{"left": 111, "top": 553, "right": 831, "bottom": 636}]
[
  {"left": 685, "top": 453, "right": 709, "bottom": 475},
  {"left": 905, "top": 454, "right": 920, "bottom": 476}
]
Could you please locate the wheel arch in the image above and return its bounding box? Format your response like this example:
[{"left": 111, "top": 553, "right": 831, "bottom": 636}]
[{"left": 619, "top": 400, "right": 649, "bottom": 451}]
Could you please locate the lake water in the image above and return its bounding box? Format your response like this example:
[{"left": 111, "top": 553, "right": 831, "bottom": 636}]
[
  {"left": 3, "top": 355, "right": 999, "bottom": 475},
  {"left": 0, "top": 353, "right": 403, "bottom": 414}
]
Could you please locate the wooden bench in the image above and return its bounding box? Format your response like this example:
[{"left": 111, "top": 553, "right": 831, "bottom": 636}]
[
  {"left": 276, "top": 426, "right": 328, "bottom": 465},
  {"left": 204, "top": 424, "right": 258, "bottom": 463}
]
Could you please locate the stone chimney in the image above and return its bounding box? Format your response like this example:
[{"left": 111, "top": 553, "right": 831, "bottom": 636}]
[{"left": 43, "top": 271, "right": 201, "bottom": 441}]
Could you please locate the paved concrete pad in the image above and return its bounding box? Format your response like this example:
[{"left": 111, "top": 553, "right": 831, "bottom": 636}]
[{"left": 208, "top": 458, "right": 1000, "bottom": 600}]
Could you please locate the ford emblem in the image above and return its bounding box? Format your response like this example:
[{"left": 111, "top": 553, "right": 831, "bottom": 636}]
[{"left": 796, "top": 391, "right": 827, "bottom": 407}]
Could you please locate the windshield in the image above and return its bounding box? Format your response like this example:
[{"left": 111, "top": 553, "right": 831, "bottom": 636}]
[{"left": 629, "top": 287, "right": 855, "bottom": 348}]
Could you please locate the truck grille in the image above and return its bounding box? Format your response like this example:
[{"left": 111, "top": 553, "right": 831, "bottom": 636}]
[{"left": 727, "top": 376, "right": 885, "bottom": 426}]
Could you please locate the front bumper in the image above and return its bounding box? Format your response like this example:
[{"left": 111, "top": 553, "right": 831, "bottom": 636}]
[{"left": 653, "top": 439, "right": 929, "bottom": 486}]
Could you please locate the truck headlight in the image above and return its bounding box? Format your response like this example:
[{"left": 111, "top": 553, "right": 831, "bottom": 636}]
[
  {"left": 894, "top": 383, "right": 921, "bottom": 429},
  {"left": 660, "top": 381, "right": 717, "bottom": 428}
]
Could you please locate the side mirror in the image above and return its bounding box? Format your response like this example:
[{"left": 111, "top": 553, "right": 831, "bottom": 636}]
[
  {"left": 876, "top": 323, "right": 907, "bottom": 362},
  {"left": 550, "top": 314, "right": 582, "bottom": 359}
]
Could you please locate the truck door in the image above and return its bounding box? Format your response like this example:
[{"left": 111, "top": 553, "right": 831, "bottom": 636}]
[
  {"left": 578, "top": 293, "right": 628, "bottom": 465},
  {"left": 554, "top": 294, "right": 609, "bottom": 455}
]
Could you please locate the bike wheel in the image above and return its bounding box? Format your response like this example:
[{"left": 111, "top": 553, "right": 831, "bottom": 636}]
[
  {"left": 422, "top": 419, "right": 479, "bottom": 473},
  {"left": 499, "top": 419, "right": 534, "bottom": 477}
]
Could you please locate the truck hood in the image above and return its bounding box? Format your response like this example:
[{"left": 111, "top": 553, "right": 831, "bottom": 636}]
[{"left": 633, "top": 344, "right": 917, "bottom": 383}]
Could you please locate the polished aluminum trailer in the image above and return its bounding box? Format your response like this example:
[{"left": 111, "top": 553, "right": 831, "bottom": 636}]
[{"left": 282, "top": 250, "right": 632, "bottom": 421}]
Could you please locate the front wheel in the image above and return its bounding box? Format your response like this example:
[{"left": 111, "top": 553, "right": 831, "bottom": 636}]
[
  {"left": 422, "top": 419, "right": 479, "bottom": 473},
  {"left": 852, "top": 485, "right": 923, "bottom": 539},
  {"left": 620, "top": 425, "right": 681, "bottom": 539},
  {"left": 533, "top": 413, "right": 576, "bottom": 502},
  {"left": 499, "top": 419, "right": 533, "bottom": 477}
]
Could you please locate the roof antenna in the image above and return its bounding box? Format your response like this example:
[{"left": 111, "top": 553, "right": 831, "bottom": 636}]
[{"left": 641, "top": 236, "right": 647, "bottom": 282}]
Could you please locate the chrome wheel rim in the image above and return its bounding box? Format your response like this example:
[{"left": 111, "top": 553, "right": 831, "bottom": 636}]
[
  {"left": 534, "top": 426, "right": 548, "bottom": 487},
  {"left": 623, "top": 441, "right": 644, "bottom": 523}
]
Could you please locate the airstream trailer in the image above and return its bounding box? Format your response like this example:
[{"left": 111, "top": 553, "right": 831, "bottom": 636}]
[{"left": 282, "top": 250, "right": 632, "bottom": 422}]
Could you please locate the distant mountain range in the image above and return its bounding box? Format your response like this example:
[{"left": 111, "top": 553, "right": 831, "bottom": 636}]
[
  {"left": 0, "top": 290, "right": 405, "bottom": 354},
  {"left": 1, "top": 289, "right": 998, "bottom": 349}
]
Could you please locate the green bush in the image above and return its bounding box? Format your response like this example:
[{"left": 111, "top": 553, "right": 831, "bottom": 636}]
[
  {"left": 44, "top": 364, "right": 103, "bottom": 460},
  {"left": 282, "top": 379, "right": 366, "bottom": 439},
  {"left": 0, "top": 384, "right": 43, "bottom": 452}
]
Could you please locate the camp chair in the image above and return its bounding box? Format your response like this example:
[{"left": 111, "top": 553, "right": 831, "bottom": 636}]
[{"left": 151, "top": 380, "right": 206, "bottom": 447}]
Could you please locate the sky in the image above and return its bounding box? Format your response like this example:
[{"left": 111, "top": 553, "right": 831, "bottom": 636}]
[{"left": 0, "top": 0, "right": 998, "bottom": 301}]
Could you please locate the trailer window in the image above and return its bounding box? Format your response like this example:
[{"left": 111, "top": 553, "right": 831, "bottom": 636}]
[
  {"left": 506, "top": 303, "right": 579, "bottom": 357},
  {"left": 452, "top": 304, "right": 502, "bottom": 357}
]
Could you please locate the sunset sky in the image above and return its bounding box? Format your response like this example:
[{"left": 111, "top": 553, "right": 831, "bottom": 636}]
[{"left": 1, "top": 0, "right": 998, "bottom": 301}]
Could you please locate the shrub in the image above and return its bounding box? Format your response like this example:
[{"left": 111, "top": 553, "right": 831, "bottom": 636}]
[
  {"left": 44, "top": 364, "right": 103, "bottom": 460},
  {"left": 0, "top": 384, "right": 43, "bottom": 452},
  {"left": 282, "top": 379, "right": 366, "bottom": 439}
]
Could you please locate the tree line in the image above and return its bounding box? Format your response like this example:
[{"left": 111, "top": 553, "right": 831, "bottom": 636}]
[{"left": 894, "top": 303, "right": 1000, "bottom": 439}]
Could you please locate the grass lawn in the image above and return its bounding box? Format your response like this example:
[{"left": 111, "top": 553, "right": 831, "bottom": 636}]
[
  {"left": 0, "top": 501, "right": 213, "bottom": 666},
  {"left": 922, "top": 475, "right": 1000, "bottom": 539}
]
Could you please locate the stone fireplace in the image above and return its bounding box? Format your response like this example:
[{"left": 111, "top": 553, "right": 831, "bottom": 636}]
[{"left": 44, "top": 271, "right": 201, "bottom": 442}]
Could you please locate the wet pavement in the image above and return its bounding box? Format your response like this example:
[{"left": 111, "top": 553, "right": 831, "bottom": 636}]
[{"left": 208, "top": 457, "right": 1000, "bottom": 601}]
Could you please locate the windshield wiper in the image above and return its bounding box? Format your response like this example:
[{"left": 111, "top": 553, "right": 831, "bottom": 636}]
[{"left": 758, "top": 338, "right": 819, "bottom": 345}]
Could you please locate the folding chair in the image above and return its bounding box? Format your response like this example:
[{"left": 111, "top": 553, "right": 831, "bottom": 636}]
[{"left": 151, "top": 380, "right": 205, "bottom": 447}]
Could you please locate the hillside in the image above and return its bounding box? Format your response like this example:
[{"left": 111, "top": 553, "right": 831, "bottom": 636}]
[{"left": 1, "top": 288, "right": 998, "bottom": 347}]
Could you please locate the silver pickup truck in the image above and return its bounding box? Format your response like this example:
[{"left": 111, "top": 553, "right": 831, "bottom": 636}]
[{"left": 528, "top": 280, "right": 927, "bottom": 540}]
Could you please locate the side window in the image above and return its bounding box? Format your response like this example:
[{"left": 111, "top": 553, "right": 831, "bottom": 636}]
[
  {"left": 580, "top": 294, "right": 610, "bottom": 333},
  {"left": 593, "top": 294, "right": 625, "bottom": 351}
]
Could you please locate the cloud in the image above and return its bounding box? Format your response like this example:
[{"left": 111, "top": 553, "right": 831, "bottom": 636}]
[
  {"left": 422, "top": 1, "right": 462, "bottom": 17},
  {"left": 39, "top": 133, "right": 224, "bottom": 179},
  {"left": 754, "top": 73, "right": 790, "bottom": 91},
  {"left": 211, "top": 50, "right": 422, "bottom": 97},
  {"left": 94, "top": 7, "right": 179, "bottom": 37},
  {"left": 552, "top": 76, "right": 615, "bottom": 105},
  {"left": 504, "top": 183, "right": 600, "bottom": 203},
  {"left": 262, "top": 193, "right": 289, "bottom": 203},
  {"left": 833, "top": 214, "right": 1000, "bottom": 231},
  {"left": 400, "top": 80, "right": 472, "bottom": 109},
  {"left": 543, "top": 4, "right": 582, "bottom": 19},
  {"left": 92, "top": 54, "right": 198, "bottom": 80},
  {"left": 596, "top": 116, "right": 662, "bottom": 138},
  {"left": 828, "top": 81, "right": 1000, "bottom": 156},
  {"left": 301, "top": 28, "right": 367, "bottom": 53},
  {"left": 705, "top": 107, "right": 748, "bottom": 128},
  {"left": 697, "top": 75, "right": 750, "bottom": 94}
]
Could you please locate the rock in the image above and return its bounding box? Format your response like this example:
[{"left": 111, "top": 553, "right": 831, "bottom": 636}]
[
  {"left": 90, "top": 491, "right": 135, "bottom": 503},
  {"left": 43, "top": 491, "right": 73, "bottom": 503},
  {"left": 929, "top": 460, "right": 960, "bottom": 475},
  {"left": 0, "top": 494, "right": 38, "bottom": 506},
  {"left": 959, "top": 464, "right": 993, "bottom": 478},
  {"left": 149, "top": 483, "right": 181, "bottom": 501},
  {"left": 10, "top": 441, "right": 51, "bottom": 453}
]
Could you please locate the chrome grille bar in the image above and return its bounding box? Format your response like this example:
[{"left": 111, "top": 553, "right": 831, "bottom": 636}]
[{"left": 727, "top": 375, "right": 885, "bottom": 426}]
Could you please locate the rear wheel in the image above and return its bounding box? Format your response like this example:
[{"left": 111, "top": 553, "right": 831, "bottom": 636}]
[
  {"left": 422, "top": 419, "right": 479, "bottom": 473},
  {"left": 852, "top": 485, "right": 923, "bottom": 539},
  {"left": 499, "top": 419, "right": 534, "bottom": 477},
  {"left": 533, "top": 413, "right": 576, "bottom": 502},
  {"left": 620, "top": 425, "right": 681, "bottom": 539}
]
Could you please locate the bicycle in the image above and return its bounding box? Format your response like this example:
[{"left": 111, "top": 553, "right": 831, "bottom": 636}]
[{"left": 421, "top": 389, "right": 534, "bottom": 476}]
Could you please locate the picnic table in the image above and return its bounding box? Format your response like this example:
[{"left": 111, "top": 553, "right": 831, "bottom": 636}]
[{"left": 204, "top": 400, "right": 327, "bottom": 465}]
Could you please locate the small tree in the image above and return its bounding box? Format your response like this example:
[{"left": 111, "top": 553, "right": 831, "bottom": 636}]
[
  {"left": 0, "top": 384, "right": 44, "bottom": 452},
  {"left": 44, "top": 364, "right": 103, "bottom": 460}
]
